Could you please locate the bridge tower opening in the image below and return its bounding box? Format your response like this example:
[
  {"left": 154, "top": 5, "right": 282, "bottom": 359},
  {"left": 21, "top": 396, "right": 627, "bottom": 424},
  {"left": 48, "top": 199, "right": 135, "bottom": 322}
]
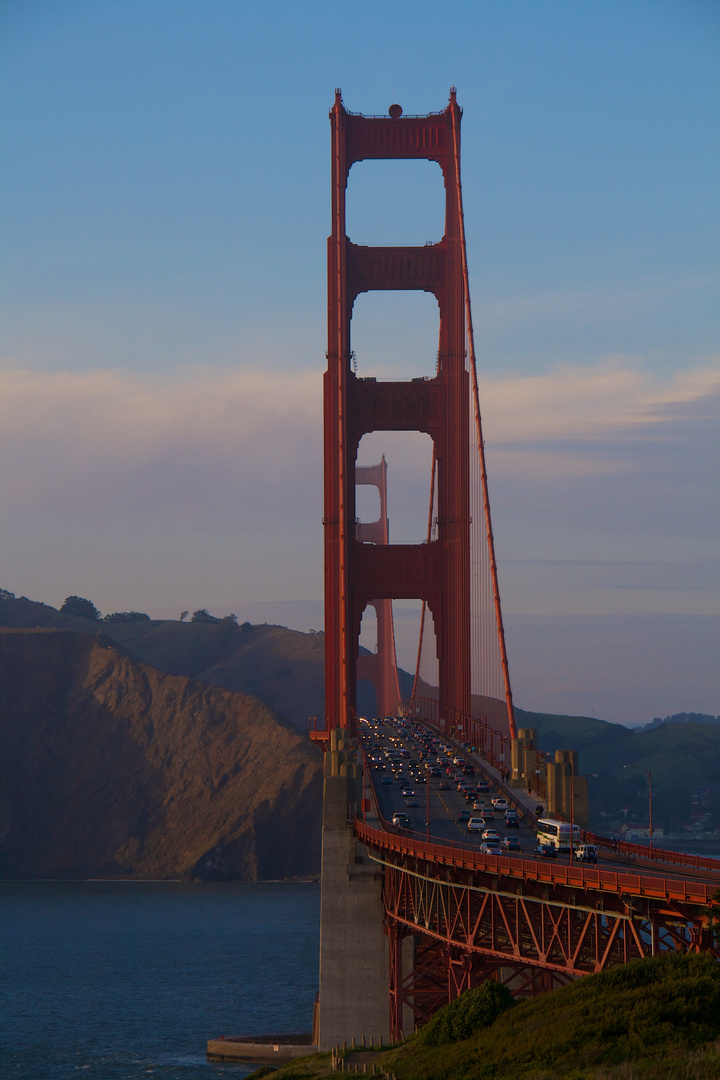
[{"left": 355, "top": 455, "right": 403, "bottom": 718}]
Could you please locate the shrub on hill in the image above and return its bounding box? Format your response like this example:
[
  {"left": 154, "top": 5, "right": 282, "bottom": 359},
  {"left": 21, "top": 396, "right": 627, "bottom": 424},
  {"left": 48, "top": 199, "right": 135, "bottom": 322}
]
[
  {"left": 414, "top": 980, "right": 515, "bottom": 1046},
  {"left": 191, "top": 609, "right": 221, "bottom": 623},
  {"left": 60, "top": 596, "right": 101, "bottom": 620},
  {"left": 103, "top": 612, "right": 151, "bottom": 624}
]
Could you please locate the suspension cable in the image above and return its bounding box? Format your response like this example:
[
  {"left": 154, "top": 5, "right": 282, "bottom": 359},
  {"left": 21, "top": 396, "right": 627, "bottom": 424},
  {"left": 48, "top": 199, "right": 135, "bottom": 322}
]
[{"left": 450, "top": 104, "right": 517, "bottom": 740}]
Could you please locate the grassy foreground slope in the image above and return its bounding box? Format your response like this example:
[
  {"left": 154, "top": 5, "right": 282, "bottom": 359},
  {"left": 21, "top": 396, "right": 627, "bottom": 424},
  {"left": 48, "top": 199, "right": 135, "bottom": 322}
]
[{"left": 258, "top": 954, "right": 720, "bottom": 1080}]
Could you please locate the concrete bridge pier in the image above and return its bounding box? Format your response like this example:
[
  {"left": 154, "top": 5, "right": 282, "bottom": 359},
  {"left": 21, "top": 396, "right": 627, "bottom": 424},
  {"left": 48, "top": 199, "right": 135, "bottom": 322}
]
[{"left": 316, "top": 729, "right": 390, "bottom": 1051}]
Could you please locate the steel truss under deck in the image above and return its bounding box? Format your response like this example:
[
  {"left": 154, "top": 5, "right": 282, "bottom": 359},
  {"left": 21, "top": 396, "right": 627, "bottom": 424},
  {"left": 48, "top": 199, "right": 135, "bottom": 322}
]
[{"left": 356, "top": 832, "right": 720, "bottom": 1038}]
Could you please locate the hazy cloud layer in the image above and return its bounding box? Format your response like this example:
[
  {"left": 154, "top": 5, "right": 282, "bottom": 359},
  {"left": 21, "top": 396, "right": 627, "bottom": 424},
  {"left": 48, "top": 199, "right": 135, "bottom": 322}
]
[{"left": 1, "top": 357, "right": 717, "bottom": 721}]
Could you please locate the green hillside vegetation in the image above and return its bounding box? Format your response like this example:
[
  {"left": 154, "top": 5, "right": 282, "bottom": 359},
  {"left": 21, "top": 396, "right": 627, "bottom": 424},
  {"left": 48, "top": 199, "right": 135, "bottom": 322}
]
[
  {"left": 388, "top": 954, "right": 720, "bottom": 1080},
  {"left": 258, "top": 954, "right": 720, "bottom": 1080},
  {"left": 515, "top": 708, "right": 720, "bottom": 837}
]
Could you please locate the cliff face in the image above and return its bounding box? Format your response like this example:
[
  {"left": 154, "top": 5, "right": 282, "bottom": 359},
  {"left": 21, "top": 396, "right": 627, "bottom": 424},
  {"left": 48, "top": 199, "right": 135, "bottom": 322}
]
[
  {"left": 0, "top": 597, "right": 327, "bottom": 731},
  {"left": 0, "top": 629, "right": 322, "bottom": 880}
]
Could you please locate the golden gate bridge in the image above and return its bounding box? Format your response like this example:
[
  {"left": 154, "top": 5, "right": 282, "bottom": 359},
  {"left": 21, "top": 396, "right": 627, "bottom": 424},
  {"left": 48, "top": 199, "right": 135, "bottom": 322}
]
[{"left": 309, "top": 89, "right": 720, "bottom": 1052}]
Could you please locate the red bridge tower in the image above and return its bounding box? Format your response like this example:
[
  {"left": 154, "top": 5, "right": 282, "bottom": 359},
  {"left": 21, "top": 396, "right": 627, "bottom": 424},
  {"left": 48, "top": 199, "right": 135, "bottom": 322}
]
[{"left": 324, "top": 89, "right": 470, "bottom": 731}]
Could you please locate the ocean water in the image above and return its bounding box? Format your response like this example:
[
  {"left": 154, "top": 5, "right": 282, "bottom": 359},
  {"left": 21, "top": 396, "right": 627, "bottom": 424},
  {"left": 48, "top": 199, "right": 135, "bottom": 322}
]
[{"left": 0, "top": 880, "right": 320, "bottom": 1080}]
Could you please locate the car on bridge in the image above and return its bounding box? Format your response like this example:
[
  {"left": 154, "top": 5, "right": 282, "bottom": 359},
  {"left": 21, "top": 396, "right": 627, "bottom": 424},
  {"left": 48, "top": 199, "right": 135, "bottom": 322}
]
[
  {"left": 575, "top": 844, "right": 598, "bottom": 863},
  {"left": 477, "top": 781, "right": 490, "bottom": 793},
  {"left": 467, "top": 817, "right": 484, "bottom": 832},
  {"left": 392, "top": 812, "right": 412, "bottom": 829},
  {"left": 482, "top": 829, "right": 500, "bottom": 841},
  {"left": 439, "top": 780, "right": 451, "bottom": 790},
  {"left": 502, "top": 837, "right": 522, "bottom": 852},
  {"left": 534, "top": 844, "right": 559, "bottom": 859},
  {"left": 405, "top": 798, "right": 419, "bottom": 807},
  {"left": 457, "top": 810, "right": 472, "bottom": 822},
  {"left": 480, "top": 841, "right": 503, "bottom": 855},
  {"left": 491, "top": 797, "right": 509, "bottom": 811}
]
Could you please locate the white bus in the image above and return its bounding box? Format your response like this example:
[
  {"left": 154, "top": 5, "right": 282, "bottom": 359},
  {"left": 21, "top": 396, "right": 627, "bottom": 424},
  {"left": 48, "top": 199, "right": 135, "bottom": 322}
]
[{"left": 536, "top": 819, "right": 582, "bottom": 853}]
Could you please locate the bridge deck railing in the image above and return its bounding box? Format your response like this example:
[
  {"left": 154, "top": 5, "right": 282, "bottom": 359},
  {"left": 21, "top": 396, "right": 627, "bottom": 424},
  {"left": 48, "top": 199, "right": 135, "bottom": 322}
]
[{"left": 354, "top": 818, "right": 719, "bottom": 905}]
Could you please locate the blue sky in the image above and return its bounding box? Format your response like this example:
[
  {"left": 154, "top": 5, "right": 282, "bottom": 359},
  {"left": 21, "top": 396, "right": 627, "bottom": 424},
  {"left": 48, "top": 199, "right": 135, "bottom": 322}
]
[{"left": 1, "top": 0, "right": 718, "bottom": 725}]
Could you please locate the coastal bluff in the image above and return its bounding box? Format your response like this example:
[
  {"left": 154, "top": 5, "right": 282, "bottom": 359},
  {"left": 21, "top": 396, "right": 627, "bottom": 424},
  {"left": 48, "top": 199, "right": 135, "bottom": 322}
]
[{"left": 0, "top": 628, "right": 322, "bottom": 880}]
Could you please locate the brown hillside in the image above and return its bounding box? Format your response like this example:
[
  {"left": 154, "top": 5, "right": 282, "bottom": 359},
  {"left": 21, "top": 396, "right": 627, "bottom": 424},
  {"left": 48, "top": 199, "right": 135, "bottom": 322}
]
[
  {"left": 0, "top": 597, "right": 326, "bottom": 730},
  {"left": 102, "top": 618, "right": 326, "bottom": 730},
  {"left": 0, "top": 629, "right": 322, "bottom": 880}
]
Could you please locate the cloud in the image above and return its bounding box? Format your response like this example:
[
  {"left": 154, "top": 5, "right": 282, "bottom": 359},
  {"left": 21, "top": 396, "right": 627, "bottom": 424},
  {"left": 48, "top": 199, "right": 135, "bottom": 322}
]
[
  {"left": 0, "top": 366, "right": 323, "bottom": 517},
  {"left": 0, "top": 356, "right": 716, "bottom": 624},
  {"left": 478, "top": 355, "right": 720, "bottom": 445}
]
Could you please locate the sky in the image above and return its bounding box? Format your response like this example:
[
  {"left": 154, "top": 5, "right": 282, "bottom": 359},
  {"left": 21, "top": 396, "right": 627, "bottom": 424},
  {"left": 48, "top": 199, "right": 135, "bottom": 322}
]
[{"left": 1, "top": 0, "right": 718, "bottom": 727}]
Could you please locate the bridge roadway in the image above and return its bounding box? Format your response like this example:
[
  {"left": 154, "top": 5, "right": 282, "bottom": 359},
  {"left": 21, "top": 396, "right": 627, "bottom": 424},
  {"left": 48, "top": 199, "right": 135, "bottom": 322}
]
[{"left": 358, "top": 715, "right": 720, "bottom": 884}]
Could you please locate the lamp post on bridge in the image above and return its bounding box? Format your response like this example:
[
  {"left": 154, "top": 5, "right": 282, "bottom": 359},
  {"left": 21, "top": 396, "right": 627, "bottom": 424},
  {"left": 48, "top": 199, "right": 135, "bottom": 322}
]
[
  {"left": 623, "top": 764, "right": 653, "bottom": 853},
  {"left": 425, "top": 761, "right": 431, "bottom": 842},
  {"left": 490, "top": 728, "right": 510, "bottom": 777}
]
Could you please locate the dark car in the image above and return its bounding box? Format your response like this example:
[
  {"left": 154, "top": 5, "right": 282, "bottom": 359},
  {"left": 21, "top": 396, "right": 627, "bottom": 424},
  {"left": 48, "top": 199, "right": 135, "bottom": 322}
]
[
  {"left": 439, "top": 780, "right": 451, "bottom": 790},
  {"left": 463, "top": 765, "right": 475, "bottom": 776},
  {"left": 505, "top": 816, "right": 520, "bottom": 828},
  {"left": 534, "top": 844, "right": 558, "bottom": 859},
  {"left": 477, "top": 781, "right": 490, "bottom": 793},
  {"left": 457, "top": 810, "right": 472, "bottom": 822}
]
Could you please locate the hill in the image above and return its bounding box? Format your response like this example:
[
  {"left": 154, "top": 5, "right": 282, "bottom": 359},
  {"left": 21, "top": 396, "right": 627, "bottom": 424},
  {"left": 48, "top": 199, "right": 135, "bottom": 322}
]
[
  {"left": 0, "top": 628, "right": 322, "bottom": 880},
  {"left": 516, "top": 707, "right": 720, "bottom": 837},
  {"left": 257, "top": 953, "right": 720, "bottom": 1080},
  {"left": 0, "top": 595, "right": 325, "bottom": 731},
  {"left": 2, "top": 593, "right": 717, "bottom": 838}
]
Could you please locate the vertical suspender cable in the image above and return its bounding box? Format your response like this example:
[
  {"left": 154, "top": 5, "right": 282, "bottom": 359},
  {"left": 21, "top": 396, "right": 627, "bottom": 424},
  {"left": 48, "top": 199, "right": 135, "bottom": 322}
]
[{"left": 450, "top": 105, "right": 517, "bottom": 740}]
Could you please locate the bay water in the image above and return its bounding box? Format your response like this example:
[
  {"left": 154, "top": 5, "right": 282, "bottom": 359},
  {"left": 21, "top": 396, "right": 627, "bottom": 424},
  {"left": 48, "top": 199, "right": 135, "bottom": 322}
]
[{"left": 1, "top": 880, "right": 320, "bottom": 1080}]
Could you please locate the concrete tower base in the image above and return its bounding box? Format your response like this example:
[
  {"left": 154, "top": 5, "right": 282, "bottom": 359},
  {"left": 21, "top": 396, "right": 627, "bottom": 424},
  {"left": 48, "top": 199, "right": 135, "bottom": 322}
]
[{"left": 316, "top": 732, "right": 389, "bottom": 1051}]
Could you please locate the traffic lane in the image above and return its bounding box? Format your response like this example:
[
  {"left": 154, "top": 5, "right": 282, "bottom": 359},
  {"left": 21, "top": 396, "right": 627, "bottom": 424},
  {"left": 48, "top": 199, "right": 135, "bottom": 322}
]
[
  {"left": 372, "top": 774, "right": 537, "bottom": 855},
  {"left": 365, "top": 722, "right": 544, "bottom": 853}
]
